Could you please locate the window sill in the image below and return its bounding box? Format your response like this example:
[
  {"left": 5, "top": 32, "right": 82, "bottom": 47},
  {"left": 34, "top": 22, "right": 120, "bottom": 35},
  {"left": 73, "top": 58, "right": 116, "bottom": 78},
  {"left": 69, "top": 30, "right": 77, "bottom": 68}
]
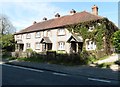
[
  {"left": 35, "top": 49, "right": 40, "bottom": 50},
  {"left": 57, "top": 34, "right": 65, "bottom": 36}
]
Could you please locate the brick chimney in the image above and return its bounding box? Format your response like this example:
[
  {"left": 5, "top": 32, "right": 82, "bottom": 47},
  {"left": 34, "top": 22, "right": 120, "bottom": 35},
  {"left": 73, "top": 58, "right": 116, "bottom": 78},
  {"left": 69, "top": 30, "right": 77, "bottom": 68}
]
[
  {"left": 33, "top": 21, "right": 37, "bottom": 24},
  {"left": 43, "top": 17, "right": 47, "bottom": 21},
  {"left": 55, "top": 13, "right": 60, "bottom": 18},
  {"left": 70, "top": 9, "right": 76, "bottom": 15},
  {"left": 92, "top": 5, "right": 98, "bottom": 15}
]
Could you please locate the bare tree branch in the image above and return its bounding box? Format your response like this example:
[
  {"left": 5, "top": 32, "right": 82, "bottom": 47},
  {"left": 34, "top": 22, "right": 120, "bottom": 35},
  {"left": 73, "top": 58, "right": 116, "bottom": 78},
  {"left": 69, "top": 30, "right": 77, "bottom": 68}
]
[{"left": 0, "top": 14, "right": 16, "bottom": 35}]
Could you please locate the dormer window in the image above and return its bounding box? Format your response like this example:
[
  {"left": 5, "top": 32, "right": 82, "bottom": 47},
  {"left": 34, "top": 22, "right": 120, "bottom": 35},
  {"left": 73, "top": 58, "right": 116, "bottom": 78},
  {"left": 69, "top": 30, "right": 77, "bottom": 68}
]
[
  {"left": 35, "top": 32, "right": 41, "bottom": 38},
  {"left": 88, "top": 26, "right": 95, "bottom": 32},
  {"left": 26, "top": 33, "right": 31, "bottom": 39},
  {"left": 57, "top": 28, "right": 65, "bottom": 36}
]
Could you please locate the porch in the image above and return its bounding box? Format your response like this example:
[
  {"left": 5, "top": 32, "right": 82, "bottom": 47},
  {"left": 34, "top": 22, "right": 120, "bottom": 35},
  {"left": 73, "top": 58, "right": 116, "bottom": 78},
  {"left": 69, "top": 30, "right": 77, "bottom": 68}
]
[
  {"left": 67, "top": 34, "right": 83, "bottom": 54},
  {"left": 40, "top": 37, "right": 52, "bottom": 51}
]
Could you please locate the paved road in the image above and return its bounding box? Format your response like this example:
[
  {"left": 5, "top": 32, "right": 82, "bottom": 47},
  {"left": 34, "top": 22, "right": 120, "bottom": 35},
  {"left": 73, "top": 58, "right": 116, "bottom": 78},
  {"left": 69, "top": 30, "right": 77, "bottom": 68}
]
[{"left": 2, "top": 64, "right": 119, "bottom": 85}]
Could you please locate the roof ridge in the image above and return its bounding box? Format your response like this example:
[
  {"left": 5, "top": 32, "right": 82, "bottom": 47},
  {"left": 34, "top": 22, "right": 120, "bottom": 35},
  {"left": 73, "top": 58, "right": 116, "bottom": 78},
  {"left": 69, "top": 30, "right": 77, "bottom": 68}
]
[{"left": 15, "top": 11, "right": 103, "bottom": 35}]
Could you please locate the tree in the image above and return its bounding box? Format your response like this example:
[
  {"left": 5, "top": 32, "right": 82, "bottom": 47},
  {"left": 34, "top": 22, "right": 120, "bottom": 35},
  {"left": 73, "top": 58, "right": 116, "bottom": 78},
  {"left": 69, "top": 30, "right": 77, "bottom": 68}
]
[
  {"left": 0, "top": 14, "right": 16, "bottom": 35},
  {"left": 0, "top": 34, "right": 15, "bottom": 51},
  {"left": 0, "top": 14, "right": 16, "bottom": 51},
  {"left": 112, "top": 30, "right": 120, "bottom": 53}
]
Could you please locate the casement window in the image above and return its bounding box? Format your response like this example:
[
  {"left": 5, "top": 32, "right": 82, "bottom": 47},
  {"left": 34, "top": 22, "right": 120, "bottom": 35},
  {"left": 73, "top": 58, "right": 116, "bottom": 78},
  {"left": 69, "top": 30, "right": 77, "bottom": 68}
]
[
  {"left": 88, "top": 26, "right": 95, "bottom": 32},
  {"left": 97, "top": 23, "right": 101, "bottom": 26},
  {"left": 26, "top": 43, "right": 31, "bottom": 49},
  {"left": 35, "top": 42, "right": 40, "bottom": 50},
  {"left": 86, "top": 41, "right": 96, "bottom": 50},
  {"left": 47, "top": 30, "right": 52, "bottom": 37},
  {"left": 57, "top": 29, "right": 65, "bottom": 36},
  {"left": 16, "top": 35, "right": 22, "bottom": 39},
  {"left": 35, "top": 32, "right": 41, "bottom": 38},
  {"left": 58, "top": 41, "right": 65, "bottom": 50},
  {"left": 26, "top": 33, "right": 31, "bottom": 39}
]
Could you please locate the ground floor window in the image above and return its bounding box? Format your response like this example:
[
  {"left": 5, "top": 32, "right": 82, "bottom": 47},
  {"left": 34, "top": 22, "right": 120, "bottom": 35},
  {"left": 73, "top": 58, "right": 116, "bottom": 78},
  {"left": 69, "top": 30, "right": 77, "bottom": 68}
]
[
  {"left": 35, "top": 42, "right": 40, "bottom": 50},
  {"left": 58, "top": 41, "right": 65, "bottom": 50},
  {"left": 26, "top": 43, "right": 31, "bottom": 49},
  {"left": 86, "top": 41, "right": 96, "bottom": 50}
]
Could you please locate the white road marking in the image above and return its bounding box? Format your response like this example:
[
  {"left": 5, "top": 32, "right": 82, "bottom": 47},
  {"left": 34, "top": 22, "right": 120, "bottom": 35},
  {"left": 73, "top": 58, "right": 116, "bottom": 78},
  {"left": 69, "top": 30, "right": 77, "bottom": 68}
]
[
  {"left": 3, "top": 64, "right": 44, "bottom": 73},
  {"left": 0, "top": 62, "right": 3, "bottom": 64},
  {"left": 88, "top": 78, "right": 111, "bottom": 83},
  {"left": 53, "top": 72, "right": 67, "bottom": 76}
]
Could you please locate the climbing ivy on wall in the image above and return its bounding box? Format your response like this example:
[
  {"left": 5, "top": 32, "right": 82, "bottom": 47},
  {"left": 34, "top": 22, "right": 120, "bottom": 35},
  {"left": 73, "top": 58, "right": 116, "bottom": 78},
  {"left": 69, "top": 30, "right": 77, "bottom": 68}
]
[{"left": 66, "top": 18, "right": 118, "bottom": 55}]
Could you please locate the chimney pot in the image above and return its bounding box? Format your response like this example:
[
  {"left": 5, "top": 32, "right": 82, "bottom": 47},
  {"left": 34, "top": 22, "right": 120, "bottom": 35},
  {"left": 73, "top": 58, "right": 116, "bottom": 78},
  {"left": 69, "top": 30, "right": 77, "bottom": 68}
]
[
  {"left": 55, "top": 13, "right": 60, "bottom": 18},
  {"left": 92, "top": 5, "right": 98, "bottom": 15},
  {"left": 33, "top": 21, "right": 37, "bottom": 24},
  {"left": 43, "top": 17, "right": 47, "bottom": 21},
  {"left": 70, "top": 9, "right": 76, "bottom": 15}
]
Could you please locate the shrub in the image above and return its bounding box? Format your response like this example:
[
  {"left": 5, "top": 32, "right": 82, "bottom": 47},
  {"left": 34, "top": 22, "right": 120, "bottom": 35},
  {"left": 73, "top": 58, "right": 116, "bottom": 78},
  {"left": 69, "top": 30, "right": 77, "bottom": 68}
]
[
  {"left": 26, "top": 48, "right": 34, "bottom": 53},
  {"left": 112, "top": 30, "right": 120, "bottom": 53},
  {"left": 80, "top": 50, "right": 96, "bottom": 65}
]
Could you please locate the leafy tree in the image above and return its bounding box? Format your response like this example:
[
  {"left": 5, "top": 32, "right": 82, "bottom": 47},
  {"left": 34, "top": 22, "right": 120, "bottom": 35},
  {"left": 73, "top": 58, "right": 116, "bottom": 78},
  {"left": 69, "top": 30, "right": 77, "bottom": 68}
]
[
  {"left": 112, "top": 30, "right": 120, "bottom": 53},
  {"left": 0, "top": 34, "right": 15, "bottom": 51},
  {"left": 0, "top": 14, "right": 16, "bottom": 51}
]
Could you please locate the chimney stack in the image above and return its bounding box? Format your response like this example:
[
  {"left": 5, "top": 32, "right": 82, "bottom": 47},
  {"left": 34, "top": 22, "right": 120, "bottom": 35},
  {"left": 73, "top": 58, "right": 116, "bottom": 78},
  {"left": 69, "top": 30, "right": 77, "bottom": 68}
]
[
  {"left": 70, "top": 9, "right": 76, "bottom": 15},
  {"left": 55, "top": 13, "right": 60, "bottom": 18},
  {"left": 33, "top": 21, "right": 37, "bottom": 24},
  {"left": 43, "top": 17, "right": 47, "bottom": 21},
  {"left": 92, "top": 5, "right": 98, "bottom": 15}
]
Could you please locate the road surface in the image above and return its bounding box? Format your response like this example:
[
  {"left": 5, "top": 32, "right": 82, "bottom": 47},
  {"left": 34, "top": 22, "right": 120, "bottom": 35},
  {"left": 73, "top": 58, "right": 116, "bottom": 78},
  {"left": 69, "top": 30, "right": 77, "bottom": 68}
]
[{"left": 1, "top": 64, "right": 119, "bottom": 85}]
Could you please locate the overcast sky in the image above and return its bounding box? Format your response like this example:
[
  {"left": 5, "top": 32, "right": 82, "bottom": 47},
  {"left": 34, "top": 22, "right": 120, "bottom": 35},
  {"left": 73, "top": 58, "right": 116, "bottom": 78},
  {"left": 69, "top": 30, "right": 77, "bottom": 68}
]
[{"left": 0, "top": 0, "right": 119, "bottom": 32}]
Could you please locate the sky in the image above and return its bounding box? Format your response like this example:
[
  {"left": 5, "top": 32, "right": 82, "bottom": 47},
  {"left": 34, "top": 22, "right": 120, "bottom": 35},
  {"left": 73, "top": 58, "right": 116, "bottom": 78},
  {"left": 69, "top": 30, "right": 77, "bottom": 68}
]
[{"left": 0, "top": 0, "right": 119, "bottom": 32}]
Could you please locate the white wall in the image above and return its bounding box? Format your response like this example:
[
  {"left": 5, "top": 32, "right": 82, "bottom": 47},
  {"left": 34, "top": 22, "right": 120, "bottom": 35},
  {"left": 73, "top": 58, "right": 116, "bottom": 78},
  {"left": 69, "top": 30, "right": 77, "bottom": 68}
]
[{"left": 15, "top": 28, "right": 72, "bottom": 53}]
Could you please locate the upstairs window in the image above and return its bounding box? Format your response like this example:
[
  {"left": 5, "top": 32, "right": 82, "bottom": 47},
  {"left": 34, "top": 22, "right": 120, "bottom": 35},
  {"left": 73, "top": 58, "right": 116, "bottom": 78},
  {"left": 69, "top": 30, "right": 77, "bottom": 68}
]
[
  {"left": 26, "top": 33, "right": 31, "bottom": 39},
  {"left": 47, "top": 30, "right": 52, "bottom": 37},
  {"left": 26, "top": 43, "right": 31, "bottom": 49},
  {"left": 88, "top": 26, "right": 95, "bottom": 32},
  {"left": 16, "top": 35, "right": 22, "bottom": 39},
  {"left": 35, "top": 32, "right": 41, "bottom": 38},
  {"left": 86, "top": 41, "right": 96, "bottom": 50},
  {"left": 35, "top": 42, "right": 40, "bottom": 50},
  {"left": 57, "top": 29, "right": 65, "bottom": 36},
  {"left": 58, "top": 41, "right": 65, "bottom": 50}
]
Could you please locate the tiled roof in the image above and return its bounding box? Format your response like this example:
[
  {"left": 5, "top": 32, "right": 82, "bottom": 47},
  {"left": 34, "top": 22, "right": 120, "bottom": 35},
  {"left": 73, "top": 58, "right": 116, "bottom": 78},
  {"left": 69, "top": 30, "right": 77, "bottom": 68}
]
[
  {"left": 15, "top": 11, "right": 103, "bottom": 35},
  {"left": 40, "top": 37, "right": 52, "bottom": 43},
  {"left": 67, "top": 33, "right": 83, "bottom": 42}
]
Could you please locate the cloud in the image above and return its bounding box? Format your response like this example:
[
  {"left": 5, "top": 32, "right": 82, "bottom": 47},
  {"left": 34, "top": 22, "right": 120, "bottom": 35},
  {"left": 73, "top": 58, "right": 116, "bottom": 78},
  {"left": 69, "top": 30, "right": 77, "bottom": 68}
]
[{"left": 0, "top": 2, "right": 67, "bottom": 32}]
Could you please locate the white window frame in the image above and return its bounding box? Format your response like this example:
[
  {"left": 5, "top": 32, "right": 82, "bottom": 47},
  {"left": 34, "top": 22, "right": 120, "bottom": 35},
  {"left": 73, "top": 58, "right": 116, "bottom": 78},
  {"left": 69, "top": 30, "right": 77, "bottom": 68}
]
[
  {"left": 57, "top": 28, "right": 65, "bottom": 36},
  {"left": 26, "top": 33, "right": 31, "bottom": 39},
  {"left": 35, "top": 42, "right": 40, "bottom": 50},
  {"left": 88, "top": 26, "right": 95, "bottom": 32},
  {"left": 35, "top": 32, "right": 41, "bottom": 38},
  {"left": 86, "top": 40, "right": 96, "bottom": 50},
  {"left": 16, "top": 35, "right": 22, "bottom": 39},
  {"left": 58, "top": 41, "right": 65, "bottom": 50},
  {"left": 26, "top": 43, "right": 31, "bottom": 49},
  {"left": 47, "top": 30, "right": 52, "bottom": 37}
]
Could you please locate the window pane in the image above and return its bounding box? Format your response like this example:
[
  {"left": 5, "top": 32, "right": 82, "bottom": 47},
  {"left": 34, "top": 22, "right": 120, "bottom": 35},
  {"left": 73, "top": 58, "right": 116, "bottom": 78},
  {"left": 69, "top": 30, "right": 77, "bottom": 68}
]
[
  {"left": 26, "top": 43, "right": 30, "bottom": 49},
  {"left": 35, "top": 32, "right": 40, "bottom": 38},
  {"left": 58, "top": 42, "right": 65, "bottom": 50},
  {"left": 58, "top": 29, "right": 65, "bottom": 36},
  {"left": 35, "top": 42, "right": 40, "bottom": 49},
  {"left": 26, "top": 34, "right": 31, "bottom": 39}
]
